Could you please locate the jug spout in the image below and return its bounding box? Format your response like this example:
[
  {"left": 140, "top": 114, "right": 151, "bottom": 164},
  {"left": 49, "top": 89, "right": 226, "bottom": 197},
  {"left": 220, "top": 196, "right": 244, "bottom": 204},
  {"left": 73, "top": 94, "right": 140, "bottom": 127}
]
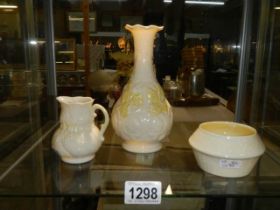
[{"left": 56, "top": 96, "right": 65, "bottom": 104}]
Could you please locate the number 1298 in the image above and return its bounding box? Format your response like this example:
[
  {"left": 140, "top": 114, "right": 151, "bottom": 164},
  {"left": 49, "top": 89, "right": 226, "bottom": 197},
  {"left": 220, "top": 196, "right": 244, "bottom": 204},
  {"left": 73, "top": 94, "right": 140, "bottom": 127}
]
[
  {"left": 129, "top": 187, "right": 158, "bottom": 199},
  {"left": 124, "top": 181, "right": 162, "bottom": 204}
]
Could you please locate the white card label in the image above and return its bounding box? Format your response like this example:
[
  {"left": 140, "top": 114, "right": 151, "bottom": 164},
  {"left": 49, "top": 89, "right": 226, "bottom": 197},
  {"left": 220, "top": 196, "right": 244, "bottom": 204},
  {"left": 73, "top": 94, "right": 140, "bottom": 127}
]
[
  {"left": 124, "top": 181, "right": 162, "bottom": 205},
  {"left": 219, "top": 159, "right": 241, "bottom": 168}
]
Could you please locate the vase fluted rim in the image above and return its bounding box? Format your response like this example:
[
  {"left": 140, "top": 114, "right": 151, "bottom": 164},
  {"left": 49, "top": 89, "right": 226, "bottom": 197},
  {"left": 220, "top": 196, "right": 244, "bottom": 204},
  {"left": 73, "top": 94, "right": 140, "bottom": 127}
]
[{"left": 125, "top": 24, "right": 164, "bottom": 31}]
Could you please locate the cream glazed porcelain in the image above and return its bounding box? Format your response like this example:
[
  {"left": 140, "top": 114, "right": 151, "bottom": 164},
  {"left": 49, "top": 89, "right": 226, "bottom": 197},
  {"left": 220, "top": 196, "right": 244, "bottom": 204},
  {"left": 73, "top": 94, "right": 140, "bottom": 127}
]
[
  {"left": 52, "top": 96, "right": 109, "bottom": 164},
  {"left": 111, "top": 24, "right": 173, "bottom": 153},
  {"left": 189, "top": 121, "right": 265, "bottom": 177}
]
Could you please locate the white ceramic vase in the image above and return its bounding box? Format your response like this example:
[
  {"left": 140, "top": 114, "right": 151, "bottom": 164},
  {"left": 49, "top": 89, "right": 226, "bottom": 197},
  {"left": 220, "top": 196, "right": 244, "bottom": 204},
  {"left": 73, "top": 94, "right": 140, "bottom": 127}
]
[
  {"left": 111, "top": 24, "right": 173, "bottom": 153},
  {"left": 52, "top": 96, "right": 109, "bottom": 164}
]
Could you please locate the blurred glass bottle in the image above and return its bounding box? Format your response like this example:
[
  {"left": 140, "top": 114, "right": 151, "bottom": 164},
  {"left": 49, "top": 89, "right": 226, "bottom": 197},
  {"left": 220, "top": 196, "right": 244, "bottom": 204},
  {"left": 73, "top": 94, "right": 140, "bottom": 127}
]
[
  {"left": 163, "top": 75, "right": 182, "bottom": 102},
  {"left": 189, "top": 68, "right": 205, "bottom": 98},
  {"left": 177, "top": 66, "right": 191, "bottom": 99}
]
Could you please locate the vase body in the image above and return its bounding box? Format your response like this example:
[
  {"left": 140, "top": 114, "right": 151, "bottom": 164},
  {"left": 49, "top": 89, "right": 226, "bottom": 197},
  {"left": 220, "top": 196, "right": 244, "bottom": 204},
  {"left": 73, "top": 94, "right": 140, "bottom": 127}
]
[
  {"left": 52, "top": 96, "right": 109, "bottom": 164},
  {"left": 112, "top": 24, "right": 173, "bottom": 153}
]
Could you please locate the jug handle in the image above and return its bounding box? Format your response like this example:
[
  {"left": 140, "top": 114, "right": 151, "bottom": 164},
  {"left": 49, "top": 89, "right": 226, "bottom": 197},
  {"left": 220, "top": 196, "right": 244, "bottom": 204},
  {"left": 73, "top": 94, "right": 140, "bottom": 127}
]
[{"left": 92, "top": 104, "right": 109, "bottom": 141}]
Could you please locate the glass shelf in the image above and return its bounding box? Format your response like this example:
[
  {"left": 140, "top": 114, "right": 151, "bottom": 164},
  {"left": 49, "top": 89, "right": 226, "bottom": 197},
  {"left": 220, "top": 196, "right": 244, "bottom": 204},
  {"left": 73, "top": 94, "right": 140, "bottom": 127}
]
[{"left": 1, "top": 122, "right": 280, "bottom": 198}]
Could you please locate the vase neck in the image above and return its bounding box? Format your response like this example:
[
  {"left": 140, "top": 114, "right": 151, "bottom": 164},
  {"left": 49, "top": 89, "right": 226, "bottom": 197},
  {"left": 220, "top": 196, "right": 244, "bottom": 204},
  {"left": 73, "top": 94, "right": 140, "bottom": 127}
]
[{"left": 130, "top": 28, "right": 159, "bottom": 83}]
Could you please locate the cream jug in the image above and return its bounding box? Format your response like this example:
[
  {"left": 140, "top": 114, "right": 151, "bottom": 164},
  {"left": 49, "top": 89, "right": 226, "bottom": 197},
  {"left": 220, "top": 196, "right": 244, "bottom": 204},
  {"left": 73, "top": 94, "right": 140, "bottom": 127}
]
[{"left": 52, "top": 96, "right": 109, "bottom": 164}]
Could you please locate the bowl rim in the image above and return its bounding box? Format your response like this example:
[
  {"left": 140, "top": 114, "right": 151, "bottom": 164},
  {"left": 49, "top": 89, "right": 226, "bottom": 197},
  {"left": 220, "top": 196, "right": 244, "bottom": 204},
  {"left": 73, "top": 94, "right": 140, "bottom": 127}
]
[{"left": 199, "top": 121, "right": 257, "bottom": 138}]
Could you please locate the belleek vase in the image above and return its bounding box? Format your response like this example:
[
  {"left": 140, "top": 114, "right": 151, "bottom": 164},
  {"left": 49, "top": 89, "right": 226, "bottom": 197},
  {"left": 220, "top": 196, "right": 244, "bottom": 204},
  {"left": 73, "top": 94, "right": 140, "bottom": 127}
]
[
  {"left": 111, "top": 24, "right": 173, "bottom": 153},
  {"left": 52, "top": 96, "right": 109, "bottom": 164}
]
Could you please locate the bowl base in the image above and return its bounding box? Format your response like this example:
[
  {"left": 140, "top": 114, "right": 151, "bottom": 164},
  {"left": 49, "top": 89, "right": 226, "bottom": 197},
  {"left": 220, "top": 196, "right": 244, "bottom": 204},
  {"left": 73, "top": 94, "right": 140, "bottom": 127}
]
[{"left": 193, "top": 150, "right": 258, "bottom": 178}]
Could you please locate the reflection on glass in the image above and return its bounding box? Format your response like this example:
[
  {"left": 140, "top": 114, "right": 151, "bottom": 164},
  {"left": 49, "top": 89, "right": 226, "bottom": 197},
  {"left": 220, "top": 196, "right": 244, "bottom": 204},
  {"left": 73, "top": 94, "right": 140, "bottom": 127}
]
[
  {"left": 0, "top": 0, "right": 50, "bottom": 161},
  {"left": 251, "top": 0, "right": 280, "bottom": 148}
]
